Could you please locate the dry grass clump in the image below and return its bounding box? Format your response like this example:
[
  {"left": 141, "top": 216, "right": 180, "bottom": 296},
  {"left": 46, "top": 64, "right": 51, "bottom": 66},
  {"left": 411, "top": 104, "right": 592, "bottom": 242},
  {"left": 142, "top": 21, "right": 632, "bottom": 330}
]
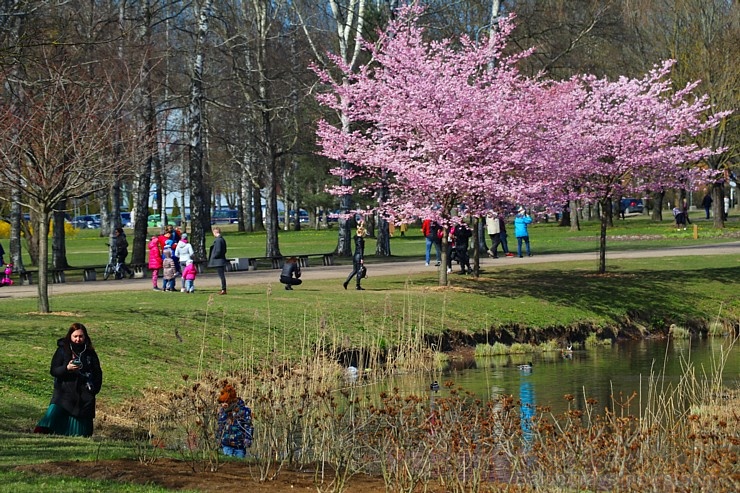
[{"left": 104, "top": 344, "right": 738, "bottom": 492}]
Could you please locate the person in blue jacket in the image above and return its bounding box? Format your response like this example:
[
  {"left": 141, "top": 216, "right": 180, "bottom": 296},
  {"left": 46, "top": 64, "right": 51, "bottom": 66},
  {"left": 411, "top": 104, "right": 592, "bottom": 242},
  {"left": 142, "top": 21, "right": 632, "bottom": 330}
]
[
  {"left": 217, "top": 383, "right": 253, "bottom": 458},
  {"left": 514, "top": 207, "right": 533, "bottom": 258}
]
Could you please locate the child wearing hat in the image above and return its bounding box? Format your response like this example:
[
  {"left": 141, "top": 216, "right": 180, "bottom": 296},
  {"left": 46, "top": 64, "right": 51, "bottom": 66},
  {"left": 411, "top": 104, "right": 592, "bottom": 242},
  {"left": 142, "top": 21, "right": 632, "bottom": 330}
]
[
  {"left": 162, "top": 248, "right": 176, "bottom": 291},
  {"left": 181, "top": 259, "right": 197, "bottom": 293},
  {"left": 216, "top": 383, "right": 253, "bottom": 458}
]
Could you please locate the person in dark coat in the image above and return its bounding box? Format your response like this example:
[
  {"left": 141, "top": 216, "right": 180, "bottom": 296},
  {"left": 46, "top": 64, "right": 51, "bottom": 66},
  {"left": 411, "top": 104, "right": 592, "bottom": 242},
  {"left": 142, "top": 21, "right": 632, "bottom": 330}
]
[
  {"left": 34, "top": 323, "right": 103, "bottom": 437},
  {"left": 343, "top": 223, "right": 366, "bottom": 290},
  {"left": 111, "top": 227, "right": 134, "bottom": 278},
  {"left": 279, "top": 257, "right": 302, "bottom": 290},
  {"left": 453, "top": 222, "right": 472, "bottom": 274},
  {"left": 208, "top": 227, "right": 228, "bottom": 295},
  {"left": 702, "top": 193, "right": 713, "bottom": 219}
]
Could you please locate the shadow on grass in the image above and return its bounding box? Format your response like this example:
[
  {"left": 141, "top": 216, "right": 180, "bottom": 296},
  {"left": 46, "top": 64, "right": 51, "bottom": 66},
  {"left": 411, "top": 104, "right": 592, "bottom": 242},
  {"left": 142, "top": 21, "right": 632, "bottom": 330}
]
[{"left": 451, "top": 266, "right": 739, "bottom": 326}]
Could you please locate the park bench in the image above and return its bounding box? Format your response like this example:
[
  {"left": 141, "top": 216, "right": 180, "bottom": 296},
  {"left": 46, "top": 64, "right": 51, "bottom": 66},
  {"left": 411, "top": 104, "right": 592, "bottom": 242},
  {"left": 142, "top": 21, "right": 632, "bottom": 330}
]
[
  {"left": 226, "top": 252, "right": 335, "bottom": 272},
  {"left": 51, "top": 266, "right": 100, "bottom": 283},
  {"left": 19, "top": 266, "right": 100, "bottom": 285}
]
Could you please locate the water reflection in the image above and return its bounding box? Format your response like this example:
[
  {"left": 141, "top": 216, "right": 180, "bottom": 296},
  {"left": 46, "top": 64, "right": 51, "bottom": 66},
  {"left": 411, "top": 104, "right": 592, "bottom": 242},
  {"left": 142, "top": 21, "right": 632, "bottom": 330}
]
[
  {"left": 366, "top": 337, "right": 738, "bottom": 416},
  {"left": 519, "top": 378, "right": 535, "bottom": 444}
]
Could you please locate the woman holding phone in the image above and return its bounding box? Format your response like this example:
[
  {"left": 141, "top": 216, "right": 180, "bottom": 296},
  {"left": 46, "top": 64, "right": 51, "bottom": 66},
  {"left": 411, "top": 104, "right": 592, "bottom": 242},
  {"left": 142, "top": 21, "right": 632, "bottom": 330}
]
[{"left": 34, "top": 323, "right": 103, "bottom": 437}]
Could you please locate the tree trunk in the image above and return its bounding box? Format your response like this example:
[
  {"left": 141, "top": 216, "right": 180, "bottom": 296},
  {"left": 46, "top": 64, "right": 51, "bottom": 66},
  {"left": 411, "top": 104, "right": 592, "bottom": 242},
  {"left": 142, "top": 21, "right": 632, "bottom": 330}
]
[
  {"left": 477, "top": 217, "right": 487, "bottom": 252},
  {"left": 598, "top": 199, "right": 608, "bottom": 275},
  {"left": 188, "top": 0, "right": 214, "bottom": 262},
  {"left": 712, "top": 182, "right": 725, "bottom": 228},
  {"left": 132, "top": 154, "right": 153, "bottom": 265},
  {"left": 651, "top": 191, "right": 664, "bottom": 222},
  {"left": 569, "top": 200, "right": 580, "bottom": 231},
  {"left": 376, "top": 218, "right": 391, "bottom": 256},
  {"left": 264, "top": 169, "right": 281, "bottom": 257},
  {"left": 559, "top": 208, "right": 571, "bottom": 227},
  {"left": 98, "top": 190, "right": 111, "bottom": 237},
  {"left": 439, "top": 227, "right": 448, "bottom": 286},
  {"left": 37, "top": 210, "right": 51, "bottom": 313},
  {"left": 52, "top": 199, "right": 69, "bottom": 269},
  {"left": 9, "top": 187, "right": 25, "bottom": 271},
  {"left": 252, "top": 186, "right": 264, "bottom": 231},
  {"left": 472, "top": 216, "right": 480, "bottom": 276},
  {"left": 22, "top": 215, "right": 38, "bottom": 266},
  {"left": 131, "top": 0, "right": 157, "bottom": 265}
]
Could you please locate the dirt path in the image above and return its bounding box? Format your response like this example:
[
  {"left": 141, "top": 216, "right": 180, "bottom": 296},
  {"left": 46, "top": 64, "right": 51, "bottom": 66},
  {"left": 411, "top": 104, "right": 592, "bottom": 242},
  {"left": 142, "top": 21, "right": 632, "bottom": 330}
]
[
  {"left": 2, "top": 241, "right": 739, "bottom": 300},
  {"left": 0, "top": 241, "right": 740, "bottom": 299},
  {"left": 18, "top": 459, "right": 405, "bottom": 493}
]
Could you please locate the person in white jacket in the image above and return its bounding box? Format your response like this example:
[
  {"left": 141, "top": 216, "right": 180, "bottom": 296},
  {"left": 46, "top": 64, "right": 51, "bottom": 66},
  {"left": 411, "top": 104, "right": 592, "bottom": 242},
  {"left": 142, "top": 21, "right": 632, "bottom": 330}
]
[
  {"left": 175, "top": 233, "right": 195, "bottom": 292},
  {"left": 486, "top": 211, "right": 513, "bottom": 258}
]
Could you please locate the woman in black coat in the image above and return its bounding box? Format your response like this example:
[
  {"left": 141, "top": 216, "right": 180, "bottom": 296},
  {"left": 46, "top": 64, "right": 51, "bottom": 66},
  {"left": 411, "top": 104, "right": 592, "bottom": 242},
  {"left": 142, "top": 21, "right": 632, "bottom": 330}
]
[
  {"left": 35, "top": 323, "right": 103, "bottom": 437},
  {"left": 208, "top": 226, "right": 228, "bottom": 295},
  {"left": 343, "top": 223, "right": 366, "bottom": 290}
]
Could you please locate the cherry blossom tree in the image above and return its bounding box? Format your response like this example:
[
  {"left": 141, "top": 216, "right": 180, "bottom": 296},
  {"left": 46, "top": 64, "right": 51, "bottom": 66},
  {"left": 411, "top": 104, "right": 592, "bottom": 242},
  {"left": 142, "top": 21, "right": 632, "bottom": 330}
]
[
  {"left": 315, "top": 6, "right": 543, "bottom": 285},
  {"left": 528, "top": 60, "right": 727, "bottom": 273},
  {"left": 315, "top": 6, "right": 727, "bottom": 284}
]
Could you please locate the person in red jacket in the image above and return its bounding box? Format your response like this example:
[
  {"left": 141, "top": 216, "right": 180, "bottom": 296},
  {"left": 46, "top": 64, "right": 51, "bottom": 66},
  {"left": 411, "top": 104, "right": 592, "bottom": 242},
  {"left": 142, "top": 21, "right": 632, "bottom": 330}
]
[{"left": 421, "top": 218, "right": 442, "bottom": 267}]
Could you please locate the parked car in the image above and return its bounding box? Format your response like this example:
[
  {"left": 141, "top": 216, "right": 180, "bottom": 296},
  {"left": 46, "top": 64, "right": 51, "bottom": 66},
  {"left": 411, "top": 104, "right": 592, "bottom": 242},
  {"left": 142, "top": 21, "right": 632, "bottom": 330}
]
[
  {"left": 147, "top": 214, "right": 162, "bottom": 228},
  {"left": 120, "top": 212, "right": 132, "bottom": 228},
  {"left": 211, "top": 209, "right": 239, "bottom": 224},
  {"left": 289, "top": 209, "right": 309, "bottom": 224},
  {"left": 620, "top": 198, "right": 644, "bottom": 214},
  {"left": 71, "top": 215, "right": 100, "bottom": 229}
]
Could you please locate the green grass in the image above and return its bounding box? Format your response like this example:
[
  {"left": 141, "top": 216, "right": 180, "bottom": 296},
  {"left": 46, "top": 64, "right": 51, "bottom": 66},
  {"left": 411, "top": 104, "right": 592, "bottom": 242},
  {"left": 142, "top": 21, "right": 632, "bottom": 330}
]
[{"left": 0, "top": 213, "right": 738, "bottom": 490}]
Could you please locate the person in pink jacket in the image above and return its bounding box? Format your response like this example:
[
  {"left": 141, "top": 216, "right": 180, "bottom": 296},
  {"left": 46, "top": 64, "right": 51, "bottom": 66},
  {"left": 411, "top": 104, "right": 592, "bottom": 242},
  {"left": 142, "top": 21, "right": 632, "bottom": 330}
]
[
  {"left": 148, "top": 235, "right": 163, "bottom": 291},
  {"left": 181, "top": 259, "right": 197, "bottom": 293}
]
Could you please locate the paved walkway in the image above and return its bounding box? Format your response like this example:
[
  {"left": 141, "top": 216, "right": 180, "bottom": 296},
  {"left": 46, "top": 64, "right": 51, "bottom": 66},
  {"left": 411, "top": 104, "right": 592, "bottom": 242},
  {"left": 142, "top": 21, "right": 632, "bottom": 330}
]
[{"left": 1, "top": 241, "right": 738, "bottom": 300}]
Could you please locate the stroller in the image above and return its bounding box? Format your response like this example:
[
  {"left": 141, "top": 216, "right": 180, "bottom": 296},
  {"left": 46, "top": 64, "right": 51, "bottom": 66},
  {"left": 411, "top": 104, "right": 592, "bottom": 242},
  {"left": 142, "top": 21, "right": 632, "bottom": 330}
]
[
  {"left": 103, "top": 243, "right": 126, "bottom": 280},
  {"left": 1, "top": 263, "right": 13, "bottom": 286}
]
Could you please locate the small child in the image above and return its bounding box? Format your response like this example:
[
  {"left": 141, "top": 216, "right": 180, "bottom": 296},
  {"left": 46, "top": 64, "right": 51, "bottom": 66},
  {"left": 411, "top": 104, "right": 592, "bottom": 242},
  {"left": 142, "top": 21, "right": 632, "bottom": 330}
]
[
  {"left": 182, "top": 259, "right": 197, "bottom": 293},
  {"left": 148, "top": 235, "right": 163, "bottom": 291},
  {"left": 162, "top": 249, "right": 176, "bottom": 291}
]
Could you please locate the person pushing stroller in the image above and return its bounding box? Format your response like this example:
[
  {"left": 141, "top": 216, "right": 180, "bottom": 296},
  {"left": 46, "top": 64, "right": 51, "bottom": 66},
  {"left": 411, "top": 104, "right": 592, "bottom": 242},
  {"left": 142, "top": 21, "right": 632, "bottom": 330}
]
[{"left": 109, "top": 228, "right": 134, "bottom": 279}]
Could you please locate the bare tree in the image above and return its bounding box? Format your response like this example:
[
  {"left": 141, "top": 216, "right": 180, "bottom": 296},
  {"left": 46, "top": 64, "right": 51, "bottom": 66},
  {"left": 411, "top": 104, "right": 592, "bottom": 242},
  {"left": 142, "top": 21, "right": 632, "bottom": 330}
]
[
  {"left": 622, "top": 0, "right": 738, "bottom": 227},
  {"left": 187, "top": 0, "right": 214, "bottom": 262},
  {"left": 0, "top": 56, "right": 141, "bottom": 312},
  {"left": 295, "top": 0, "right": 369, "bottom": 256}
]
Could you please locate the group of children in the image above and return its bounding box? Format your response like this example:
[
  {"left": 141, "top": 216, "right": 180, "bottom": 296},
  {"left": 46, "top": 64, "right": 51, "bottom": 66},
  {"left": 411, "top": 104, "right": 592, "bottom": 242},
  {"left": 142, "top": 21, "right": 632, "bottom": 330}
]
[{"left": 148, "top": 225, "right": 197, "bottom": 292}]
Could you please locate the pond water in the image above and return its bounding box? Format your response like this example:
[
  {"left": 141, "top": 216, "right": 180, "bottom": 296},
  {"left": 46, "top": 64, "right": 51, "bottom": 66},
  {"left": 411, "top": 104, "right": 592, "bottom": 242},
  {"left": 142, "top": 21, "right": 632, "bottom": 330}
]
[{"left": 373, "top": 337, "right": 739, "bottom": 416}]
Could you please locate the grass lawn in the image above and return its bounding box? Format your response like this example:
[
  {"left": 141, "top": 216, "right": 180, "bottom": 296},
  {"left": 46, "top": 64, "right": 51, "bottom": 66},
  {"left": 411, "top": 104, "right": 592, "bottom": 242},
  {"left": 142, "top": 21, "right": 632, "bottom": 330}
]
[{"left": 0, "top": 213, "right": 738, "bottom": 490}]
